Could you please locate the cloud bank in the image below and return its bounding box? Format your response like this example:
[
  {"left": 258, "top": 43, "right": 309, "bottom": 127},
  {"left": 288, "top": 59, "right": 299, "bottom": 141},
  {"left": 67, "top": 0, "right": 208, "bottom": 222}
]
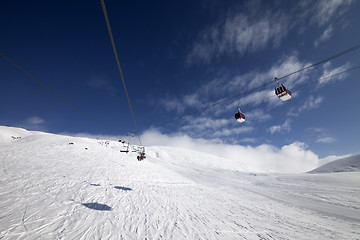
[{"left": 141, "top": 129, "right": 320, "bottom": 173}]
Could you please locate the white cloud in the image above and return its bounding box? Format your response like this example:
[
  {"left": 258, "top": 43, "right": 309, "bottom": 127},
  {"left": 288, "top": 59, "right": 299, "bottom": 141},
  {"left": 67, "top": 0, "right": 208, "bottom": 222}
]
[
  {"left": 183, "top": 93, "right": 202, "bottom": 108},
  {"left": 212, "top": 126, "right": 254, "bottom": 137},
  {"left": 227, "top": 53, "right": 308, "bottom": 98},
  {"left": 318, "top": 62, "right": 351, "bottom": 86},
  {"left": 316, "top": 137, "right": 336, "bottom": 143},
  {"left": 140, "top": 129, "right": 320, "bottom": 173},
  {"left": 299, "top": 95, "right": 323, "bottom": 112},
  {"left": 186, "top": 0, "right": 354, "bottom": 65},
  {"left": 159, "top": 92, "right": 205, "bottom": 114},
  {"left": 245, "top": 108, "right": 272, "bottom": 123},
  {"left": 288, "top": 95, "right": 324, "bottom": 116},
  {"left": 25, "top": 116, "right": 46, "bottom": 130},
  {"left": 159, "top": 97, "right": 185, "bottom": 114},
  {"left": 186, "top": 11, "right": 288, "bottom": 65},
  {"left": 181, "top": 117, "right": 230, "bottom": 132},
  {"left": 162, "top": 53, "right": 309, "bottom": 118},
  {"left": 17, "top": 116, "right": 46, "bottom": 131},
  {"left": 238, "top": 137, "right": 256, "bottom": 143},
  {"left": 305, "top": 127, "right": 336, "bottom": 145},
  {"left": 158, "top": 54, "right": 316, "bottom": 140},
  {"left": 268, "top": 119, "right": 291, "bottom": 134},
  {"left": 26, "top": 116, "right": 44, "bottom": 125},
  {"left": 229, "top": 90, "right": 275, "bottom": 110},
  {"left": 311, "top": 0, "right": 353, "bottom": 26},
  {"left": 314, "top": 25, "right": 334, "bottom": 47},
  {"left": 179, "top": 116, "right": 249, "bottom": 139}
]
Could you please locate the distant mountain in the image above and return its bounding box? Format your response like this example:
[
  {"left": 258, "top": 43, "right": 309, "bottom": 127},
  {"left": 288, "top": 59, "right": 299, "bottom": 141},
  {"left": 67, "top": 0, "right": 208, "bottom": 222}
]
[{"left": 309, "top": 154, "right": 360, "bottom": 173}]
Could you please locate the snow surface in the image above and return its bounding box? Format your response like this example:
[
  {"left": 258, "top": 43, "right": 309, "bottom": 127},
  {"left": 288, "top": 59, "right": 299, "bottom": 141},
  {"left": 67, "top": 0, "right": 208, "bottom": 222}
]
[
  {"left": 1, "top": 126, "right": 360, "bottom": 239},
  {"left": 309, "top": 154, "right": 360, "bottom": 173}
]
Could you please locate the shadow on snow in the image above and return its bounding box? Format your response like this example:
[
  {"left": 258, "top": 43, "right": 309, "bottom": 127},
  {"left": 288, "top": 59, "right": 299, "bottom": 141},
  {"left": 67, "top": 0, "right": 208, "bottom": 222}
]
[
  {"left": 114, "top": 186, "right": 132, "bottom": 191},
  {"left": 82, "top": 202, "right": 112, "bottom": 211},
  {"left": 89, "top": 183, "right": 101, "bottom": 186}
]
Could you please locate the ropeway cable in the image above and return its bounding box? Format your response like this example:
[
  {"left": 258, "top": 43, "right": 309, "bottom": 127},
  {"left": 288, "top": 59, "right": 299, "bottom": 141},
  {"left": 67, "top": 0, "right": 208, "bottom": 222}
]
[
  {"left": 244, "top": 65, "right": 360, "bottom": 107},
  {"left": 0, "top": 52, "right": 110, "bottom": 132},
  {"left": 100, "top": 0, "right": 142, "bottom": 146},
  {"left": 277, "top": 44, "right": 360, "bottom": 80},
  {"left": 157, "top": 54, "right": 360, "bottom": 127}
]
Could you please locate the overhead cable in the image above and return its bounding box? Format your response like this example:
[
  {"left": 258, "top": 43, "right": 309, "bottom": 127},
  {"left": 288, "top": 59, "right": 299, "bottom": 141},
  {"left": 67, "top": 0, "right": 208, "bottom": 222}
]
[
  {"left": 160, "top": 58, "right": 360, "bottom": 127},
  {"left": 210, "top": 43, "right": 360, "bottom": 111},
  {"left": 249, "top": 64, "right": 360, "bottom": 106},
  {"left": 0, "top": 52, "right": 110, "bottom": 132},
  {"left": 277, "top": 43, "right": 360, "bottom": 80},
  {"left": 179, "top": 44, "right": 360, "bottom": 120},
  {"left": 209, "top": 43, "right": 360, "bottom": 111},
  {"left": 100, "top": 0, "right": 142, "bottom": 146}
]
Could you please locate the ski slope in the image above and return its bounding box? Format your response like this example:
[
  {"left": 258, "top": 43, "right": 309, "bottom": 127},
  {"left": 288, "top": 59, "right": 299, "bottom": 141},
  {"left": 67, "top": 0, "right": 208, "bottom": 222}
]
[
  {"left": 0, "top": 126, "right": 359, "bottom": 239},
  {"left": 309, "top": 154, "right": 360, "bottom": 173}
]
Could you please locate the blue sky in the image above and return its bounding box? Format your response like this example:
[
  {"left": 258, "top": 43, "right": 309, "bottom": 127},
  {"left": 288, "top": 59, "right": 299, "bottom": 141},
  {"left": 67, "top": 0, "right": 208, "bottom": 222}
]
[{"left": 1, "top": 0, "right": 360, "bottom": 159}]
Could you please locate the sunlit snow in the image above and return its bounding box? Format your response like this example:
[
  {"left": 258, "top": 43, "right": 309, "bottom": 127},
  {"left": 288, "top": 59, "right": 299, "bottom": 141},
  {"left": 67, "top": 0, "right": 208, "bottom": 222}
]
[{"left": 0, "top": 126, "right": 359, "bottom": 239}]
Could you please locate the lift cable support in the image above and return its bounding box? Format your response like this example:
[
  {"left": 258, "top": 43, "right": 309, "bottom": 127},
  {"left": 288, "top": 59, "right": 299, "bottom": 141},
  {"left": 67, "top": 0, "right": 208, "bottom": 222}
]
[
  {"left": 0, "top": 52, "right": 111, "bottom": 133},
  {"left": 100, "top": 0, "right": 142, "bottom": 146}
]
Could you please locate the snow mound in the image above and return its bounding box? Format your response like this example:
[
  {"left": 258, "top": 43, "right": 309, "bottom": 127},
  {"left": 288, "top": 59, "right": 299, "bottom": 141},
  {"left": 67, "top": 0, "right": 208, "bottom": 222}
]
[
  {"left": 0, "top": 126, "right": 30, "bottom": 143},
  {"left": 309, "top": 154, "right": 360, "bottom": 173}
]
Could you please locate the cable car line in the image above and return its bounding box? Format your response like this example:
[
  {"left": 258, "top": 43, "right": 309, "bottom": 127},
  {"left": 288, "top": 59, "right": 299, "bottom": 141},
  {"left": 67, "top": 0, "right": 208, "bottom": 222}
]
[
  {"left": 277, "top": 43, "right": 360, "bottom": 80},
  {"left": 234, "top": 64, "right": 360, "bottom": 122},
  {"left": 163, "top": 77, "right": 278, "bottom": 126},
  {"left": 240, "top": 64, "right": 360, "bottom": 108},
  {"left": 292, "top": 64, "right": 360, "bottom": 91},
  {"left": 159, "top": 79, "right": 275, "bottom": 127},
  {"left": 158, "top": 63, "right": 360, "bottom": 128},
  {"left": 163, "top": 44, "right": 360, "bottom": 126},
  {"left": 100, "top": 0, "right": 142, "bottom": 146},
  {"left": 1, "top": 51, "right": 144, "bottom": 158},
  {"left": 0, "top": 52, "right": 111, "bottom": 133}
]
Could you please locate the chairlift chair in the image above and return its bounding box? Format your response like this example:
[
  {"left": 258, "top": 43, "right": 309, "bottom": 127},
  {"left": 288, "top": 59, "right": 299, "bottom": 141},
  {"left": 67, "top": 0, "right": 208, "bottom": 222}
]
[
  {"left": 132, "top": 146, "right": 137, "bottom": 152},
  {"left": 120, "top": 143, "right": 129, "bottom": 153},
  {"left": 120, "top": 147, "right": 129, "bottom": 153},
  {"left": 274, "top": 77, "right": 292, "bottom": 101}
]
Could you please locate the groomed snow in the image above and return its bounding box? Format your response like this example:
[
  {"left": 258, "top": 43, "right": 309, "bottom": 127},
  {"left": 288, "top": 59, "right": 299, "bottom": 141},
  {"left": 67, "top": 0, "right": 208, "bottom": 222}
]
[
  {"left": 1, "top": 126, "right": 359, "bottom": 239},
  {"left": 309, "top": 154, "right": 360, "bottom": 173}
]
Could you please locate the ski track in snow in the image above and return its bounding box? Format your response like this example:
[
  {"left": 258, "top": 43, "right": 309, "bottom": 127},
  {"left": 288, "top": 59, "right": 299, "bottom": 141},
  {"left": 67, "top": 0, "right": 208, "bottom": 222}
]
[{"left": 0, "top": 127, "right": 360, "bottom": 239}]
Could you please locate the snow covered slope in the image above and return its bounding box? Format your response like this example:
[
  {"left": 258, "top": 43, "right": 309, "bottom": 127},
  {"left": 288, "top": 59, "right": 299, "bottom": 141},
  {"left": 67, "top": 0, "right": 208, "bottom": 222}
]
[
  {"left": 0, "top": 126, "right": 31, "bottom": 143},
  {"left": 309, "top": 154, "right": 360, "bottom": 173},
  {"left": 1, "top": 126, "right": 359, "bottom": 239}
]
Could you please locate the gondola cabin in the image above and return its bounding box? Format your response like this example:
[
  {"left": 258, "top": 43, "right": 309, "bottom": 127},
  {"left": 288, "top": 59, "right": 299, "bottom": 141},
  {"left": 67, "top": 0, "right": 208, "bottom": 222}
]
[
  {"left": 275, "top": 83, "right": 292, "bottom": 101},
  {"left": 235, "top": 108, "right": 246, "bottom": 123}
]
